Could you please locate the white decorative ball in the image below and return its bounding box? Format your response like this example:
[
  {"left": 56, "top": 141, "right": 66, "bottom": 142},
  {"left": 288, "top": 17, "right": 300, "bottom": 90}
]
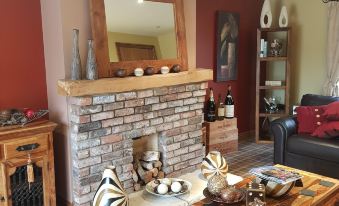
[
  {"left": 171, "top": 182, "right": 182, "bottom": 193},
  {"left": 157, "top": 183, "right": 169, "bottom": 195},
  {"left": 161, "top": 66, "right": 170, "bottom": 74},
  {"left": 134, "top": 68, "right": 144, "bottom": 77},
  {"left": 161, "top": 178, "right": 172, "bottom": 186}
]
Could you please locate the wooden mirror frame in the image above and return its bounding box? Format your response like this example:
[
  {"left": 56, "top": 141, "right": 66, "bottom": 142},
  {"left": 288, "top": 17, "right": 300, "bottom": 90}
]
[{"left": 89, "top": 0, "right": 188, "bottom": 78}]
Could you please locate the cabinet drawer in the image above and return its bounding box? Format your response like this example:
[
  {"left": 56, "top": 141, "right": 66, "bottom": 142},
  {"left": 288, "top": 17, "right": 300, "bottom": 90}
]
[{"left": 1, "top": 134, "right": 49, "bottom": 160}]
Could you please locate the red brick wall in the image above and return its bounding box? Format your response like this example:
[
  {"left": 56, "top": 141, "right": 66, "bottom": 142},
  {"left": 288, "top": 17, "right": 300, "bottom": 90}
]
[
  {"left": 197, "top": 0, "right": 262, "bottom": 133},
  {"left": 0, "top": 0, "right": 48, "bottom": 110}
]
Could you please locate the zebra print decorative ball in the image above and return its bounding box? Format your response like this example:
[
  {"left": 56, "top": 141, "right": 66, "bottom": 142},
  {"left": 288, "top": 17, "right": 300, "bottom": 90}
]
[
  {"left": 255, "top": 177, "right": 295, "bottom": 197},
  {"left": 93, "top": 166, "right": 129, "bottom": 206},
  {"left": 201, "top": 151, "right": 228, "bottom": 179}
]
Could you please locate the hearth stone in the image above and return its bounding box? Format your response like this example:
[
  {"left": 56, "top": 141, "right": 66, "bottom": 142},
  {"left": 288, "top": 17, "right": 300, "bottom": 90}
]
[{"left": 67, "top": 82, "right": 208, "bottom": 206}]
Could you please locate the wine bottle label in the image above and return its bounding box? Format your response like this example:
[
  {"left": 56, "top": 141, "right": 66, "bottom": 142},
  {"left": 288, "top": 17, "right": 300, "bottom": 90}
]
[
  {"left": 225, "top": 105, "right": 234, "bottom": 118},
  {"left": 218, "top": 107, "right": 225, "bottom": 117},
  {"left": 206, "top": 111, "right": 216, "bottom": 122}
]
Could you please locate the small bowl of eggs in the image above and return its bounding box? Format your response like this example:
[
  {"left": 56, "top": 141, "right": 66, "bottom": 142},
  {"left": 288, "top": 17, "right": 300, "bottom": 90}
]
[{"left": 145, "top": 178, "right": 192, "bottom": 197}]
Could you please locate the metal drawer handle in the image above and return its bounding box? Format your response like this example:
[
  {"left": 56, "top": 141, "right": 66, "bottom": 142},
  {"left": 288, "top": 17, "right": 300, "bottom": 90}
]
[{"left": 16, "top": 143, "right": 40, "bottom": 152}]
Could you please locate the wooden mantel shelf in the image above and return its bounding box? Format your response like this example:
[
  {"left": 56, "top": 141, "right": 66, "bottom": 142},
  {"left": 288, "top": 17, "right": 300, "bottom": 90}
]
[{"left": 58, "top": 68, "right": 213, "bottom": 96}]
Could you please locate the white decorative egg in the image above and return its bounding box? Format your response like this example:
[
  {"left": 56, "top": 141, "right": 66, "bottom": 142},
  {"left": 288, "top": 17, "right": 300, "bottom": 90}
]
[
  {"left": 171, "top": 182, "right": 182, "bottom": 193},
  {"left": 161, "top": 178, "right": 172, "bottom": 186},
  {"left": 157, "top": 183, "right": 169, "bottom": 195},
  {"left": 161, "top": 66, "right": 170, "bottom": 74},
  {"left": 134, "top": 68, "right": 144, "bottom": 77}
]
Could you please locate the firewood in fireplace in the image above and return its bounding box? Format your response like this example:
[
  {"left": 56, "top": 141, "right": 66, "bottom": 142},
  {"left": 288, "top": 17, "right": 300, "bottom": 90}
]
[
  {"left": 132, "top": 169, "right": 139, "bottom": 183},
  {"left": 158, "top": 171, "right": 165, "bottom": 179},
  {"left": 141, "top": 151, "right": 160, "bottom": 162},
  {"left": 140, "top": 161, "right": 154, "bottom": 171},
  {"left": 151, "top": 168, "right": 159, "bottom": 177},
  {"left": 153, "top": 160, "right": 162, "bottom": 168}
]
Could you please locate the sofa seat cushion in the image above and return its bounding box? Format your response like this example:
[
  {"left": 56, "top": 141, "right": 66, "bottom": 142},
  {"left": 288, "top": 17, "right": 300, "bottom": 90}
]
[{"left": 286, "top": 134, "right": 339, "bottom": 164}]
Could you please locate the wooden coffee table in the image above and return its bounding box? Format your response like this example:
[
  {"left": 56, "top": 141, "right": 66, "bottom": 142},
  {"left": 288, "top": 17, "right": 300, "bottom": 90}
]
[{"left": 193, "top": 165, "right": 339, "bottom": 206}]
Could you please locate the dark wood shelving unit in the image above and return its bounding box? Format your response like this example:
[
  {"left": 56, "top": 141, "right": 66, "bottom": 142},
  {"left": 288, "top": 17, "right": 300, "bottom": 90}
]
[
  {"left": 259, "top": 86, "right": 286, "bottom": 90},
  {"left": 260, "top": 56, "right": 288, "bottom": 61},
  {"left": 255, "top": 27, "right": 291, "bottom": 144}
]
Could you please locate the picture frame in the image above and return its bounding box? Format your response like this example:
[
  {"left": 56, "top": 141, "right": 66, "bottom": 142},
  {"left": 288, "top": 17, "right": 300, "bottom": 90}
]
[{"left": 216, "top": 11, "right": 240, "bottom": 82}]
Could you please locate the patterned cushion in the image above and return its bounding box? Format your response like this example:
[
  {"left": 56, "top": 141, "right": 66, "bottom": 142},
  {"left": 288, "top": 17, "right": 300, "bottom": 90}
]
[{"left": 296, "top": 106, "right": 326, "bottom": 134}]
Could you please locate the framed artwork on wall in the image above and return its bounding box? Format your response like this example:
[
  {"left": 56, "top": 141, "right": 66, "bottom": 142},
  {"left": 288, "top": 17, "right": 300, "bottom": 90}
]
[{"left": 216, "top": 11, "right": 239, "bottom": 82}]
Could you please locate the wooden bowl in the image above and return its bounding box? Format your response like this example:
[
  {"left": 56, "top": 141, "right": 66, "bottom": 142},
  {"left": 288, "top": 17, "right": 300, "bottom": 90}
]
[{"left": 0, "top": 109, "right": 12, "bottom": 121}]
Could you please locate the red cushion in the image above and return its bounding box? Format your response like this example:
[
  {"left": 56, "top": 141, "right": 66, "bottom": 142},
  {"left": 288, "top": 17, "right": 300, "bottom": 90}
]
[
  {"left": 312, "top": 121, "right": 339, "bottom": 138},
  {"left": 296, "top": 106, "right": 326, "bottom": 134},
  {"left": 323, "top": 101, "right": 339, "bottom": 121}
]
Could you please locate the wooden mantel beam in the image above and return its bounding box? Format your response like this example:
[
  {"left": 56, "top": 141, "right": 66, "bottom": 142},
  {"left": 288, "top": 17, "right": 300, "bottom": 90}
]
[{"left": 57, "top": 68, "right": 213, "bottom": 97}]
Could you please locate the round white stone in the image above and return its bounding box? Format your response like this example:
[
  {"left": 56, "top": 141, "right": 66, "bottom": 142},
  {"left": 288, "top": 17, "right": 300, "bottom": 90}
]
[
  {"left": 171, "top": 182, "right": 182, "bottom": 193},
  {"left": 161, "top": 178, "right": 172, "bottom": 186},
  {"left": 157, "top": 183, "right": 169, "bottom": 195}
]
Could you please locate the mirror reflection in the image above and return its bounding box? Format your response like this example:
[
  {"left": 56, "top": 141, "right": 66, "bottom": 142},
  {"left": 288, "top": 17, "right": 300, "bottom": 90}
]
[{"left": 104, "top": 0, "right": 178, "bottom": 62}]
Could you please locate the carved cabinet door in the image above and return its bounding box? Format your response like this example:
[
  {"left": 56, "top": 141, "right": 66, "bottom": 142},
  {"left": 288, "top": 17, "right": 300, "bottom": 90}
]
[{"left": 1, "top": 155, "right": 50, "bottom": 206}]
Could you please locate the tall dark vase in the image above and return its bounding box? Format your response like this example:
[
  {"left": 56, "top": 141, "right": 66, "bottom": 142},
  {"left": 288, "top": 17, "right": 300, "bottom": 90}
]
[
  {"left": 93, "top": 166, "right": 129, "bottom": 206},
  {"left": 86, "top": 39, "right": 98, "bottom": 80},
  {"left": 71, "top": 29, "right": 82, "bottom": 80}
]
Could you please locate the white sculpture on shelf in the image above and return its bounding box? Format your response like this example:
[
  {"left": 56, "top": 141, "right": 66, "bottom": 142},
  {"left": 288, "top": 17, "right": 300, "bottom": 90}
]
[
  {"left": 260, "top": 0, "right": 272, "bottom": 28},
  {"left": 279, "top": 6, "right": 289, "bottom": 28}
]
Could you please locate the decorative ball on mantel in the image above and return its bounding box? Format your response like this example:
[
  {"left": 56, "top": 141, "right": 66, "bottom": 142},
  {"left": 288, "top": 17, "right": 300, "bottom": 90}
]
[
  {"left": 115, "top": 68, "right": 127, "bottom": 78},
  {"left": 144, "top": 67, "right": 155, "bottom": 75},
  {"left": 134, "top": 68, "right": 144, "bottom": 77}
]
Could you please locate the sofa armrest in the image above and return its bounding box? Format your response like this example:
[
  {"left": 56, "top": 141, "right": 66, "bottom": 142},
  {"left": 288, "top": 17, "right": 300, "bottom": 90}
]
[{"left": 271, "top": 116, "right": 297, "bottom": 164}]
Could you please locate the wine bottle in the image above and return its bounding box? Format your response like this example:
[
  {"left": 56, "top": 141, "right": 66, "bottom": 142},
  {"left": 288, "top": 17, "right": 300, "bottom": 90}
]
[
  {"left": 224, "top": 85, "right": 234, "bottom": 119},
  {"left": 206, "top": 88, "right": 216, "bottom": 122},
  {"left": 217, "top": 94, "right": 225, "bottom": 121}
]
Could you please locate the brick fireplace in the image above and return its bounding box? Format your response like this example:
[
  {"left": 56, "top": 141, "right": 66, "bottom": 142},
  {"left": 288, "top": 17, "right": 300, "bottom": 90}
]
[{"left": 68, "top": 82, "right": 208, "bottom": 206}]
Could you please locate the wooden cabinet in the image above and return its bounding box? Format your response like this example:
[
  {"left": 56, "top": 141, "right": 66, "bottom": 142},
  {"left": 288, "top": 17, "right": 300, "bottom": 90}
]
[
  {"left": 255, "top": 28, "right": 291, "bottom": 143},
  {"left": 203, "top": 118, "right": 238, "bottom": 155},
  {"left": 0, "top": 121, "right": 57, "bottom": 206}
]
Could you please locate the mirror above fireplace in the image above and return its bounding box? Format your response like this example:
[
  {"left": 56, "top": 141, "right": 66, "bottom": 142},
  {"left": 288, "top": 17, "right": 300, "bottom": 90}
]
[
  {"left": 89, "top": 0, "right": 188, "bottom": 78},
  {"left": 104, "top": 0, "right": 178, "bottom": 62}
]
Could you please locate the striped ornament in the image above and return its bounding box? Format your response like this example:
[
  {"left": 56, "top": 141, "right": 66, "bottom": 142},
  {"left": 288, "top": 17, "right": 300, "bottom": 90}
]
[
  {"left": 201, "top": 151, "right": 228, "bottom": 179},
  {"left": 93, "top": 166, "right": 129, "bottom": 206},
  {"left": 255, "top": 177, "right": 295, "bottom": 198}
]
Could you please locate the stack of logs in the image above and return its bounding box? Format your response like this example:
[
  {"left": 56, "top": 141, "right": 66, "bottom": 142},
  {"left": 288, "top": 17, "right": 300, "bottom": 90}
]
[{"left": 132, "top": 151, "right": 165, "bottom": 191}]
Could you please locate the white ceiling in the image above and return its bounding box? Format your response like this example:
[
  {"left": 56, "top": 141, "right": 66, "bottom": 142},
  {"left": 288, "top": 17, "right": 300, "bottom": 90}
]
[{"left": 104, "top": 0, "right": 176, "bottom": 37}]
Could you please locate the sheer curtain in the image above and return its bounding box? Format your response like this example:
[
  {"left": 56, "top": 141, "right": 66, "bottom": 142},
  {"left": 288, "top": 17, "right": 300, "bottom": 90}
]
[{"left": 324, "top": 2, "right": 339, "bottom": 96}]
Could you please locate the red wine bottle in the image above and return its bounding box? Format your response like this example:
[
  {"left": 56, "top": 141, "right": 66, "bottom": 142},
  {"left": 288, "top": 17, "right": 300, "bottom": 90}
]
[
  {"left": 224, "top": 85, "right": 234, "bottom": 119},
  {"left": 206, "top": 88, "right": 216, "bottom": 122}
]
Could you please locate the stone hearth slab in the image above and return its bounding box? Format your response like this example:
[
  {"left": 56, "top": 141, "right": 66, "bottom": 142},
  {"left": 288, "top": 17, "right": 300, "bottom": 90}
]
[
  {"left": 129, "top": 191, "right": 188, "bottom": 206},
  {"left": 129, "top": 170, "right": 243, "bottom": 206}
]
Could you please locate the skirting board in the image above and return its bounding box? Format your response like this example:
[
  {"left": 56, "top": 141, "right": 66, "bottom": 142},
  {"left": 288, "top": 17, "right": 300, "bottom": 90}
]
[{"left": 57, "top": 196, "right": 72, "bottom": 206}]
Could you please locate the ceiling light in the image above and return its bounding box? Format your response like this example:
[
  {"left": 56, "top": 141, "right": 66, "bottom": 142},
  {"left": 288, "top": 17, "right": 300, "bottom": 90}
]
[{"left": 138, "top": 0, "right": 144, "bottom": 3}]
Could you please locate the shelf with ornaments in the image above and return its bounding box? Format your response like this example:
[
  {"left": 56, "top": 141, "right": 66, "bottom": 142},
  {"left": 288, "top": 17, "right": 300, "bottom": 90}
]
[{"left": 255, "top": 27, "right": 291, "bottom": 144}]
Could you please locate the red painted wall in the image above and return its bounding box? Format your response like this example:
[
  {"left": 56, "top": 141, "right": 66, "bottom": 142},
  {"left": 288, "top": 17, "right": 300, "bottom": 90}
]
[
  {"left": 197, "top": 0, "right": 262, "bottom": 133},
  {"left": 0, "top": 0, "right": 48, "bottom": 110}
]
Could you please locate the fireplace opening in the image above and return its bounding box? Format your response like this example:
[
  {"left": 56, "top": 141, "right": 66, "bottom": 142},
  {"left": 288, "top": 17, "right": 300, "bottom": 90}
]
[{"left": 132, "top": 134, "right": 164, "bottom": 191}]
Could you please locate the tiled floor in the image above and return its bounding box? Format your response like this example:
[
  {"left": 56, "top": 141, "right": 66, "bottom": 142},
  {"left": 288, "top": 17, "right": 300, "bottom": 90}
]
[{"left": 225, "top": 138, "right": 274, "bottom": 177}]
